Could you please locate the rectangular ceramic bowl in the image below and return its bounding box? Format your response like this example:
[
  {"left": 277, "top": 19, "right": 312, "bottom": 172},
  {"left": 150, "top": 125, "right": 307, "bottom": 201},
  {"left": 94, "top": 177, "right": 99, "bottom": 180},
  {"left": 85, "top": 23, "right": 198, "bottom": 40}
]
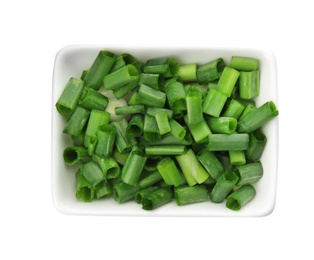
[{"left": 52, "top": 45, "right": 278, "bottom": 216}]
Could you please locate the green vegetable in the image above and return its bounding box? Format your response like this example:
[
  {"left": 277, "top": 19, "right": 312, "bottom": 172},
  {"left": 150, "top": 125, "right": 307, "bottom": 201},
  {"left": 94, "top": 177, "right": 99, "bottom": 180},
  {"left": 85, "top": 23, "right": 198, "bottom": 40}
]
[
  {"left": 175, "top": 185, "right": 208, "bottom": 206},
  {"left": 226, "top": 184, "right": 256, "bottom": 211},
  {"left": 141, "top": 187, "right": 173, "bottom": 210}
]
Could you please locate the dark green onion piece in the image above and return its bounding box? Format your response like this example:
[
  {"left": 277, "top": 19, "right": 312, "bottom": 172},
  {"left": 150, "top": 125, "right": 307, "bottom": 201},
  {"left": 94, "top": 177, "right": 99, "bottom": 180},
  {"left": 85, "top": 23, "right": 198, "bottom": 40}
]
[
  {"left": 145, "top": 145, "right": 187, "bottom": 156},
  {"left": 55, "top": 77, "right": 85, "bottom": 117},
  {"left": 103, "top": 64, "right": 139, "bottom": 91},
  {"left": 239, "top": 70, "right": 260, "bottom": 99},
  {"left": 222, "top": 99, "right": 245, "bottom": 120},
  {"left": 79, "top": 87, "right": 109, "bottom": 111},
  {"left": 94, "top": 124, "right": 116, "bottom": 158},
  {"left": 128, "top": 91, "right": 141, "bottom": 105},
  {"left": 113, "top": 149, "right": 129, "bottom": 165},
  {"left": 176, "top": 149, "right": 209, "bottom": 186},
  {"left": 63, "top": 146, "right": 91, "bottom": 166},
  {"left": 226, "top": 184, "right": 256, "bottom": 211},
  {"left": 216, "top": 67, "right": 240, "bottom": 98},
  {"left": 196, "top": 58, "right": 225, "bottom": 84},
  {"left": 155, "top": 111, "right": 171, "bottom": 135},
  {"left": 63, "top": 106, "right": 90, "bottom": 137},
  {"left": 175, "top": 185, "right": 208, "bottom": 206},
  {"left": 80, "top": 70, "right": 88, "bottom": 80},
  {"left": 112, "top": 182, "right": 140, "bottom": 203},
  {"left": 246, "top": 130, "right": 267, "bottom": 162},
  {"left": 230, "top": 56, "right": 259, "bottom": 71},
  {"left": 146, "top": 107, "right": 173, "bottom": 119},
  {"left": 139, "top": 170, "right": 163, "bottom": 189},
  {"left": 197, "top": 149, "right": 224, "bottom": 180},
  {"left": 111, "top": 119, "right": 137, "bottom": 153},
  {"left": 135, "top": 186, "right": 160, "bottom": 204},
  {"left": 184, "top": 116, "right": 211, "bottom": 143},
  {"left": 92, "top": 155, "right": 120, "bottom": 179},
  {"left": 96, "top": 181, "right": 112, "bottom": 199},
  {"left": 143, "top": 114, "right": 161, "bottom": 142},
  {"left": 143, "top": 57, "right": 179, "bottom": 78},
  {"left": 186, "top": 88, "right": 203, "bottom": 126},
  {"left": 207, "top": 133, "right": 249, "bottom": 151},
  {"left": 112, "top": 77, "right": 139, "bottom": 99},
  {"left": 239, "top": 103, "right": 256, "bottom": 121},
  {"left": 141, "top": 187, "right": 173, "bottom": 210},
  {"left": 126, "top": 114, "right": 144, "bottom": 137},
  {"left": 115, "top": 105, "right": 145, "bottom": 115},
  {"left": 81, "top": 161, "right": 106, "bottom": 190},
  {"left": 235, "top": 161, "right": 263, "bottom": 186},
  {"left": 207, "top": 117, "right": 237, "bottom": 134},
  {"left": 237, "top": 101, "right": 279, "bottom": 133},
  {"left": 157, "top": 157, "right": 184, "bottom": 187},
  {"left": 169, "top": 119, "right": 186, "bottom": 140},
  {"left": 176, "top": 63, "right": 197, "bottom": 82},
  {"left": 84, "top": 50, "right": 116, "bottom": 91},
  {"left": 139, "top": 73, "right": 161, "bottom": 90},
  {"left": 137, "top": 84, "right": 166, "bottom": 108},
  {"left": 229, "top": 150, "right": 246, "bottom": 166},
  {"left": 76, "top": 167, "right": 94, "bottom": 202},
  {"left": 141, "top": 132, "right": 192, "bottom": 146},
  {"left": 165, "top": 80, "right": 187, "bottom": 111},
  {"left": 144, "top": 156, "right": 161, "bottom": 172},
  {"left": 111, "top": 53, "right": 140, "bottom": 72},
  {"left": 203, "top": 88, "right": 228, "bottom": 117},
  {"left": 210, "top": 171, "right": 239, "bottom": 203},
  {"left": 121, "top": 149, "right": 147, "bottom": 186}
]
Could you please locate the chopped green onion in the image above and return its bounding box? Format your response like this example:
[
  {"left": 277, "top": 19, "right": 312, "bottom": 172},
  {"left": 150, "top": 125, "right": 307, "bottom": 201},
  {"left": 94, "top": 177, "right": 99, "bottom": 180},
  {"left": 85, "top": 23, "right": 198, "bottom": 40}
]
[
  {"left": 115, "top": 105, "right": 145, "bottom": 115},
  {"left": 176, "top": 63, "right": 197, "bottom": 82},
  {"left": 197, "top": 149, "right": 224, "bottom": 180},
  {"left": 203, "top": 88, "right": 228, "bottom": 117},
  {"left": 239, "top": 70, "right": 260, "bottom": 99},
  {"left": 155, "top": 111, "right": 171, "bottom": 135},
  {"left": 207, "top": 133, "right": 249, "bottom": 151},
  {"left": 175, "top": 185, "right": 208, "bottom": 206},
  {"left": 216, "top": 67, "right": 240, "bottom": 98},
  {"left": 157, "top": 157, "right": 185, "bottom": 187},
  {"left": 145, "top": 145, "right": 186, "bottom": 156},
  {"left": 169, "top": 119, "right": 187, "bottom": 140},
  {"left": 139, "top": 170, "right": 163, "bottom": 189},
  {"left": 63, "top": 106, "right": 90, "bottom": 137},
  {"left": 126, "top": 114, "right": 144, "bottom": 137},
  {"left": 95, "top": 124, "right": 116, "bottom": 158},
  {"left": 135, "top": 186, "right": 160, "bottom": 204},
  {"left": 186, "top": 88, "right": 204, "bottom": 126},
  {"left": 137, "top": 84, "right": 166, "bottom": 108},
  {"left": 146, "top": 107, "right": 173, "bottom": 119},
  {"left": 63, "top": 146, "right": 91, "bottom": 166},
  {"left": 207, "top": 117, "right": 237, "bottom": 134},
  {"left": 96, "top": 181, "right": 112, "bottom": 199},
  {"left": 235, "top": 161, "right": 263, "bottom": 186},
  {"left": 139, "top": 73, "right": 161, "bottom": 90},
  {"left": 196, "top": 58, "right": 225, "bottom": 84},
  {"left": 112, "top": 77, "right": 139, "bottom": 99},
  {"left": 237, "top": 101, "right": 279, "bottom": 133},
  {"left": 143, "top": 114, "right": 161, "bottom": 142},
  {"left": 143, "top": 57, "right": 179, "bottom": 78},
  {"left": 86, "top": 135, "right": 97, "bottom": 156},
  {"left": 55, "top": 77, "right": 85, "bottom": 117},
  {"left": 80, "top": 161, "right": 106, "bottom": 190},
  {"left": 165, "top": 80, "right": 187, "bottom": 112},
  {"left": 111, "top": 53, "right": 140, "bottom": 72},
  {"left": 141, "top": 187, "right": 173, "bottom": 210},
  {"left": 113, "top": 182, "right": 140, "bottom": 203},
  {"left": 113, "top": 149, "right": 129, "bottom": 165},
  {"left": 76, "top": 167, "right": 94, "bottom": 202},
  {"left": 229, "top": 150, "right": 246, "bottom": 166},
  {"left": 79, "top": 87, "right": 109, "bottom": 111},
  {"left": 238, "top": 103, "right": 256, "bottom": 121},
  {"left": 92, "top": 155, "right": 121, "bottom": 179},
  {"left": 226, "top": 184, "right": 256, "bottom": 211},
  {"left": 222, "top": 99, "right": 245, "bottom": 119},
  {"left": 230, "top": 56, "right": 259, "bottom": 71},
  {"left": 246, "top": 130, "right": 267, "bottom": 162},
  {"left": 184, "top": 116, "right": 211, "bottom": 143},
  {"left": 84, "top": 50, "right": 116, "bottom": 90}
]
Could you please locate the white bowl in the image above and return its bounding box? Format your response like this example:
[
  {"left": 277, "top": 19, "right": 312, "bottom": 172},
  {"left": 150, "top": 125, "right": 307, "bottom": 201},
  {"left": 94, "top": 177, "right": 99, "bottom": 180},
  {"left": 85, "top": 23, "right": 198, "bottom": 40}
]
[{"left": 52, "top": 45, "right": 278, "bottom": 216}]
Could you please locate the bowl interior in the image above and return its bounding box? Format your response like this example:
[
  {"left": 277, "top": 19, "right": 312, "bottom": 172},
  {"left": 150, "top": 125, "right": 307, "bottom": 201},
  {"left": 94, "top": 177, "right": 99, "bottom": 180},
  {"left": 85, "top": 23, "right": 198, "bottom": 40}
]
[{"left": 52, "top": 46, "right": 278, "bottom": 216}]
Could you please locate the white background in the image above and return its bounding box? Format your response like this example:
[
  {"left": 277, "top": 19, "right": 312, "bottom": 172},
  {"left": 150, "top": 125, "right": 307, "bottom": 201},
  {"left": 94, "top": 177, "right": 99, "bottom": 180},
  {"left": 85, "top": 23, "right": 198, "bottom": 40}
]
[{"left": 1, "top": 0, "right": 313, "bottom": 259}]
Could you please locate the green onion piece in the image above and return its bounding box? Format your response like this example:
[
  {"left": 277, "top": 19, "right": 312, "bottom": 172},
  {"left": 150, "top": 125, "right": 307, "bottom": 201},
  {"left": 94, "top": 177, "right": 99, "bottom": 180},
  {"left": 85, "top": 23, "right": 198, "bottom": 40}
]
[
  {"left": 165, "top": 80, "right": 187, "bottom": 111},
  {"left": 176, "top": 149, "right": 209, "bottom": 186},
  {"left": 121, "top": 149, "right": 147, "bottom": 186},
  {"left": 197, "top": 149, "right": 224, "bottom": 180},
  {"left": 145, "top": 145, "right": 187, "bottom": 156},
  {"left": 84, "top": 50, "right": 116, "bottom": 91},
  {"left": 141, "top": 187, "right": 173, "bottom": 210},
  {"left": 84, "top": 110, "right": 111, "bottom": 146},
  {"left": 96, "top": 181, "right": 112, "bottom": 199},
  {"left": 139, "top": 73, "right": 161, "bottom": 90},
  {"left": 169, "top": 119, "right": 187, "bottom": 140},
  {"left": 63, "top": 106, "right": 90, "bottom": 137},
  {"left": 139, "top": 170, "right": 163, "bottom": 189},
  {"left": 79, "top": 87, "right": 109, "bottom": 111},
  {"left": 216, "top": 67, "right": 240, "bottom": 98},
  {"left": 112, "top": 182, "right": 140, "bottom": 203},
  {"left": 222, "top": 99, "right": 245, "bottom": 119},
  {"left": 196, "top": 58, "right": 225, "bottom": 84},
  {"left": 71, "top": 132, "right": 85, "bottom": 146},
  {"left": 76, "top": 167, "right": 94, "bottom": 202},
  {"left": 80, "top": 70, "right": 88, "bottom": 80},
  {"left": 111, "top": 53, "right": 140, "bottom": 72},
  {"left": 229, "top": 150, "right": 246, "bottom": 166},
  {"left": 94, "top": 124, "right": 116, "bottom": 158},
  {"left": 157, "top": 157, "right": 185, "bottom": 187},
  {"left": 239, "top": 70, "right": 260, "bottom": 99},
  {"left": 203, "top": 88, "right": 228, "bottom": 117},
  {"left": 81, "top": 161, "right": 106, "bottom": 190},
  {"left": 56, "top": 77, "right": 85, "bottom": 117},
  {"left": 207, "top": 133, "right": 249, "bottom": 151},
  {"left": 186, "top": 88, "right": 204, "bottom": 126},
  {"left": 126, "top": 114, "right": 144, "bottom": 137},
  {"left": 155, "top": 111, "right": 171, "bottom": 135},
  {"left": 112, "top": 77, "right": 139, "bottom": 99},
  {"left": 230, "top": 56, "right": 259, "bottom": 71},
  {"left": 238, "top": 103, "right": 256, "bottom": 121},
  {"left": 92, "top": 155, "right": 121, "bottom": 179},
  {"left": 137, "top": 84, "right": 166, "bottom": 108},
  {"left": 246, "top": 130, "right": 267, "bottom": 162},
  {"left": 184, "top": 116, "right": 211, "bottom": 143},
  {"left": 146, "top": 107, "right": 173, "bottom": 119},
  {"left": 143, "top": 114, "right": 161, "bottom": 142},
  {"left": 128, "top": 91, "right": 141, "bottom": 105},
  {"left": 63, "top": 146, "right": 91, "bottom": 166},
  {"left": 176, "top": 63, "right": 197, "bottom": 82},
  {"left": 142, "top": 133, "right": 192, "bottom": 146},
  {"left": 143, "top": 57, "right": 179, "bottom": 78},
  {"left": 87, "top": 135, "right": 97, "bottom": 155},
  {"left": 185, "top": 83, "right": 209, "bottom": 96},
  {"left": 115, "top": 105, "right": 145, "bottom": 115},
  {"left": 113, "top": 149, "right": 129, "bottom": 165},
  {"left": 216, "top": 152, "right": 232, "bottom": 172},
  {"left": 144, "top": 156, "right": 161, "bottom": 172},
  {"left": 175, "top": 185, "right": 208, "bottom": 206},
  {"left": 111, "top": 118, "right": 137, "bottom": 153},
  {"left": 226, "top": 184, "right": 256, "bottom": 211},
  {"left": 207, "top": 117, "right": 237, "bottom": 134},
  {"left": 135, "top": 186, "right": 160, "bottom": 204},
  {"left": 235, "top": 161, "right": 263, "bottom": 186},
  {"left": 237, "top": 101, "right": 279, "bottom": 133},
  {"left": 210, "top": 171, "right": 239, "bottom": 203},
  {"left": 103, "top": 64, "right": 139, "bottom": 91}
]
